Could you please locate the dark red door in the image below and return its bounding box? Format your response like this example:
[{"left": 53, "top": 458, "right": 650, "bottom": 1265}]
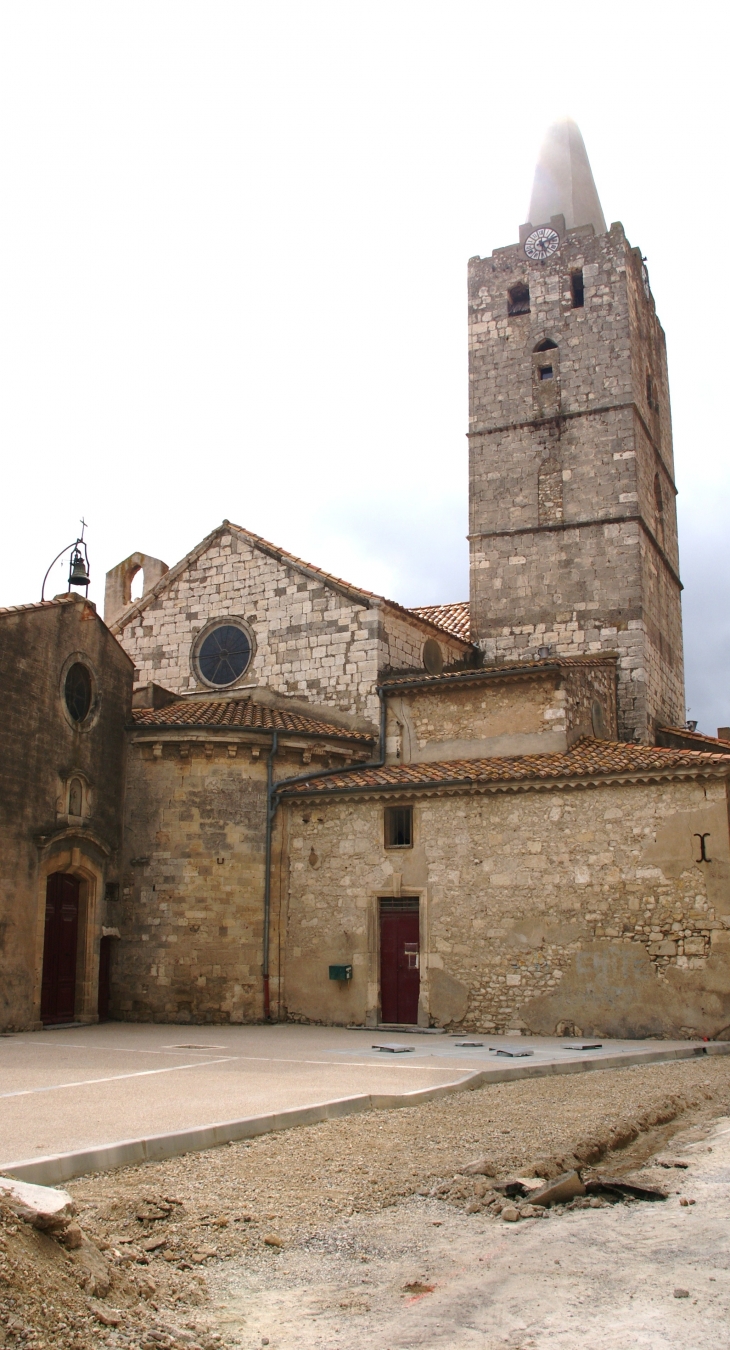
[
  {"left": 98, "top": 935, "right": 113, "bottom": 1021},
  {"left": 380, "top": 900, "right": 420, "bottom": 1024},
  {"left": 41, "top": 873, "right": 79, "bottom": 1024}
]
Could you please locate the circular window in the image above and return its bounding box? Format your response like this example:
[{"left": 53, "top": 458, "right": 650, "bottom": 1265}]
[
  {"left": 423, "top": 638, "right": 444, "bottom": 676},
  {"left": 65, "top": 663, "right": 92, "bottom": 723},
  {"left": 196, "top": 622, "right": 252, "bottom": 687}
]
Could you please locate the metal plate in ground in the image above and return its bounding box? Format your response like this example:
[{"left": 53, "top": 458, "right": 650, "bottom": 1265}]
[
  {"left": 372, "top": 1044, "right": 415, "bottom": 1053},
  {"left": 490, "top": 1048, "right": 534, "bottom": 1057}
]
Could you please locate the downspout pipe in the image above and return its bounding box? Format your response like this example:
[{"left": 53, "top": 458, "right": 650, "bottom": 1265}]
[
  {"left": 262, "top": 728, "right": 279, "bottom": 1021},
  {"left": 261, "top": 687, "right": 387, "bottom": 1021}
]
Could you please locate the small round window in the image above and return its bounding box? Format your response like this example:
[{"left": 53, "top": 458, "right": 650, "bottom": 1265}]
[
  {"left": 196, "top": 623, "right": 252, "bottom": 687},
  {"left": 422, "top": 638, "right": 443, "bottom": 676},
  {"left": 65, "top": 663, "right": 92, "bottom": 723}
]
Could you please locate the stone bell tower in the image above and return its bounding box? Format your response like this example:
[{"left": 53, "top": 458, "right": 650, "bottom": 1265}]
[{"left": 468, "top": 118, "right": 685, "bottom": 742}]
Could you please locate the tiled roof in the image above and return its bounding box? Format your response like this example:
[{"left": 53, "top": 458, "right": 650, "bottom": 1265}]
[
  {"left": 110, "top": 520, "right": 474, "bottom": 647},
  {"left": 658, "top": 724, "right": 730, "bottom": 749},
  {"left": 131, "top": 697, "right": 373, "bottom": 743},
  {"left": 380, "top": 652, "right": 616, "bottom": 689},
  {"left": 410, "top": 601, "right": 471, "bottom": 642},
  {"left": 0, "top": 595, "right": 93, "bottom": 617},
  {"left": 281, "top": 737, "right": 730, "bottom": 796}
]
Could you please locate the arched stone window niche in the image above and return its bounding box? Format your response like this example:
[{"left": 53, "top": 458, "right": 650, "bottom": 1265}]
[
  {"left": 68, "top": 777, "right": 83, "bottom": 817},
  {"left": 56, "top": 772, "right": 91, "bottom": 823}
]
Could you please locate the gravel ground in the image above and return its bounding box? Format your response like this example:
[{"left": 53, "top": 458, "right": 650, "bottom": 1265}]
[
  {"left": 209, "top": 1120, "right": 730, "bottom": 1349},
  {"left": 2, "top": 1056, "right": 730, "bottom": 1349}
]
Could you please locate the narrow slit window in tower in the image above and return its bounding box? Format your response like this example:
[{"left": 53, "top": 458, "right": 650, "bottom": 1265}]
[
  {"left": 570, "top": 270, "right": 584, "bottom": 307},
  {"left": 508, "top": 283, "right": 530, "bottom": 316}
]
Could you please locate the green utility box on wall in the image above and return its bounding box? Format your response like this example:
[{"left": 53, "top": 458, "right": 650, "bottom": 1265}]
[{"left": 329, "top": 964, "right": 353, "bottom": 981}]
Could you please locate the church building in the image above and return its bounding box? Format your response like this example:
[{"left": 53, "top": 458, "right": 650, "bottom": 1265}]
[{"left": 3, "top": 121, "right": 730, "bottom": 1041}]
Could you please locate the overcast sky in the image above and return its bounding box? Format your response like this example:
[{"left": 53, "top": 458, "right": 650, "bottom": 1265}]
[{"left": 2, "top": 2, "right": 728, "bottom": 734}]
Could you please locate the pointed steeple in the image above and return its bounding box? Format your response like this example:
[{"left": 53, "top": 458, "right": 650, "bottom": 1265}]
[{"left": 527, "top": 119, "right": 606, "bottom": 236}]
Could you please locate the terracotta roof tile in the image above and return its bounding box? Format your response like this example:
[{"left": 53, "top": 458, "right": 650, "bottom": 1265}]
[
  {"left": 281, "top": 737, "right": 730, "bottom": 795},
  {"left": 410, "top": 601, "right": 471, "bottom": 642},
  {"left": 380, "top": 652, "right": 616, "bottom": 688},
  {"left": 658, "top": 724, "right": 730, "bottom": 748},
  {"left": 0, "top": 595, "right": 92, "bottom": 617},
  {"left": 131, "top": 697, "right": 373, "bottom": 743}
]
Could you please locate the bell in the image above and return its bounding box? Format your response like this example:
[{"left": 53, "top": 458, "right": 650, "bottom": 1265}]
[{"left": 68, "top": 547, "right": 90, "bottom": 588}]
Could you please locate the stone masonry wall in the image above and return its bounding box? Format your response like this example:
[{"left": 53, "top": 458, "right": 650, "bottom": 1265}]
[
  {"left": 283, "top": 774, "right": 730, "bottom": 1038},
  {"left": 468, "top": 220, "right": 685, "bottom": 741},
  {"left": 562, "top": 660, "right": 617, "bottom": 742},
  {"left": 0, "top": 598, "right": 132, "bottom": 1031},
  {"left": 114, "top": 529, "right": 470, "bottom": 728},
  {"left": 387, "top": 676, "right": 563, "bottom": 761},
  {"left": 380, "top": 608, "right": 467, "bottom": 675},
  {"left": 383, "top": 662, "right": 615, "bottom": 763},
  {"left": 112, "top": 740, "right": 301, "bottom": 1024},
  {"left": 115, "top": 531, "right": 381, "bottom": 722}
]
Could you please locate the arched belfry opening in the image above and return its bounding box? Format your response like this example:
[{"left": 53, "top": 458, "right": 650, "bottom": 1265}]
[
  {"left": 130, "top": 567, "right": 145, "bottom": 602},
  {"left": 104, "top": 552, "right": 169, "bottom": 627}
]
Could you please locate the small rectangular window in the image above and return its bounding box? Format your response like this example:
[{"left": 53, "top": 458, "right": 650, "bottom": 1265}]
[
  {"left": 570, "top": 271, "right": 584, "bottom": 308},
  {"left": 539, "top": 366, "right": 553, "bottom": 380},
  {"left": 104, "top": 882, "right": 120, "bottom": 902},
  {"left": 384, "top": 805, "right": 413, "bottom": 848},
  {"left": 508, "top": 283, "right": 530, "bottom": 316}
]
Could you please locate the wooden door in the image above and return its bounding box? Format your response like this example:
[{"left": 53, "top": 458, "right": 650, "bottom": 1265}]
[
  {"left": 380, "top": 900, "right": 420, "bottom": 1024},
  {"left": 40, "top": 873, "right": 79, "bottom": 1024},
  {"left": 98, "top": 935, "right": 112, "bottom": 1021}
]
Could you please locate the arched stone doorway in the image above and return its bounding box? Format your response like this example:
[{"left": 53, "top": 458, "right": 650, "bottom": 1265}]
[
  {"left": 40, "top": 872, "right": 80, "bottom": 1023},
  {"left": 34, "top": 844, "right": 104, "bottom": 1027}
]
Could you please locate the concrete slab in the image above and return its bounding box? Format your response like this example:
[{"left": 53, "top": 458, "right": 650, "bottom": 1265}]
[{"left": 0, "top": 1022, "right": 726, "bottom": 1185}]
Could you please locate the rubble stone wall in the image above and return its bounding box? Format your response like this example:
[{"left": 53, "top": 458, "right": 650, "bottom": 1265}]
[
  {"left": 562, "top": 661, "right": 617, "bottom": 741},
  {"left": 384, "top": 676, "right": 566, "bottom": 763},
  {"left": 282, "top": 774, "right": 730, "bottom": 1038}
]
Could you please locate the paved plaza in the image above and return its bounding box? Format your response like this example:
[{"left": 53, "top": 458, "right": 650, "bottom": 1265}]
[{"left": 0, "top": 1021, "right": 719, "bottom": 1181}]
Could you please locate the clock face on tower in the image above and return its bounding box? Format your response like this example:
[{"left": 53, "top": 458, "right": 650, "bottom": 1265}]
[{"left": 524, "top": 227, "right": 560, "bottom": 261}]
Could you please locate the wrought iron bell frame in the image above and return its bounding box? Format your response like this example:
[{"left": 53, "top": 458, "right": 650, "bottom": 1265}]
[{"left": 41, "top": 522, "right": 91, "bottom": 601}]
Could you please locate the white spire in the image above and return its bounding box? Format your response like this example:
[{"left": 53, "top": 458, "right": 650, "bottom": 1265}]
[{"left": 527, "top": 119, "right": 606, "bottom": 235}]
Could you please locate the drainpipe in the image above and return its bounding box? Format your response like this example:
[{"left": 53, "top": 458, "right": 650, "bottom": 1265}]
[
  {"left": 262, "top": 728, "right": 279, "bottom": 1021},
  {"left": 261, "top": 688, "right": 387, "bottom": 1021}
]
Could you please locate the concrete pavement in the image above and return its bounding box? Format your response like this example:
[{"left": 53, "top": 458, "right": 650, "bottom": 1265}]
[{"left": 1, "top": 1022, "right": 726, "bottom": 1184}]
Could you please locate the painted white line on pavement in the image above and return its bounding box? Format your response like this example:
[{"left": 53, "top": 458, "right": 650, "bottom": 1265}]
[{"left": 0, "top": 1058, "right": 236, "bottom": 1099}]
